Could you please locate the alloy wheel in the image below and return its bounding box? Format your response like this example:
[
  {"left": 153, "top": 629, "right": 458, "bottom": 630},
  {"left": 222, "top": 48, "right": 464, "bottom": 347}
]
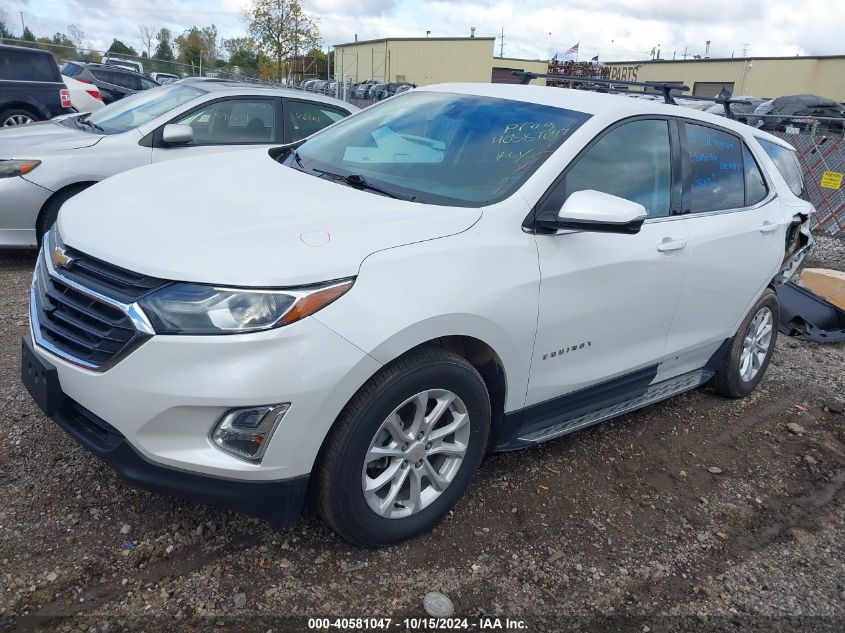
[
  {"left": 739, "top": 307, "right": 773, "bottom": 382},
  {"left": 362, "top": 389, "right": 470, "bottom": 519},
  {"left": 2, "top": 114, "right": 34, "bottom": 127}
]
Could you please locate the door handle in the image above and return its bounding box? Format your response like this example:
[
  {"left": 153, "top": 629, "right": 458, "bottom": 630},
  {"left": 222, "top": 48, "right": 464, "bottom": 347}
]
[
  {"left": 657, "top": 238, "right": 687, "bottom": 252},
  {"left": 760, "top": 221, "right": 779, "bottom": 234}
]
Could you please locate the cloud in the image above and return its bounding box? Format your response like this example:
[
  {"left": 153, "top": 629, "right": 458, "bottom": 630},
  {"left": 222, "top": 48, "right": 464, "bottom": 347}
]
[{"left": 5, "top": 0, "right": 842, "bottom": 64}]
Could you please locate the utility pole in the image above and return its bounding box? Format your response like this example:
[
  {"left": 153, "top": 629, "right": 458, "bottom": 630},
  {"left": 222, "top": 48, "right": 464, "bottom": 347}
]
[
  {"left": 499, "top": 27, "right": 504, "bottom": 58},
  {"left": 682, "top": 46, "right": 688, "bottom": 60},
  {"left": 20, "top": 11, "right": 25, "bottom": 34}
]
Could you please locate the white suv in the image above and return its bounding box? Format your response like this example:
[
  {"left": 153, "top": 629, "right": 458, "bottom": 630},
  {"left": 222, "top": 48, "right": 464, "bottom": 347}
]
[{"left": 22, "top": 84, "right": 814, "bottom": 546}]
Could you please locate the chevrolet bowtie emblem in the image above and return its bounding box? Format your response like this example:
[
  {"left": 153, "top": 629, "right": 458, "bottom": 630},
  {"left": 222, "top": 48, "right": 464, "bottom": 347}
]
[{"left": 51, "top": 244, "right": 73, "bottom": 268}]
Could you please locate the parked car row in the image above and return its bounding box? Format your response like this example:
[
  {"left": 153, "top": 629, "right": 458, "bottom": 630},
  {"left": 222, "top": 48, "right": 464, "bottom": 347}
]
[
  {"left": 0, "top": 79, "right": 357, "bottom": 247},
  {"left": 295, "top": 78, "right": 415, "bottom": 101}
]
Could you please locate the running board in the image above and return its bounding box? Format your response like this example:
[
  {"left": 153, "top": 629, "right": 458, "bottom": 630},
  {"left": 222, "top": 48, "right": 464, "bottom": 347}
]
[{"left": 516, "top": 369, "right": 712, "bottom": 445}]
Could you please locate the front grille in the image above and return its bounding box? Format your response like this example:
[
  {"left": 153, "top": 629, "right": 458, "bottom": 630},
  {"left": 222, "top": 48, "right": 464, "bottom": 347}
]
[
  {"left": 58, "top": 244, "right": 166, "bottom": 304},
  {"left": 32, "top": 244, "right": 168, "bottom": 370},
  {"left": 55, "top": 398, "right": 124, "bottom": 451}
]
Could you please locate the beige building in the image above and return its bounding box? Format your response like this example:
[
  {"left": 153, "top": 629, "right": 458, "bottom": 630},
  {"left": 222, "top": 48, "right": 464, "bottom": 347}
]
[
  {"left": 333, "top": 37, "right": 547, "bottom": 86},
  {"left": 604, "top": 56, "right": 845, "bottom": 101}
]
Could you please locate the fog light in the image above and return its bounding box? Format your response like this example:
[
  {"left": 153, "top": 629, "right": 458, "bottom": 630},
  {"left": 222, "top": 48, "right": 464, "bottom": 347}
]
[{"left": 210, "top": 404, "right": 290, "bottom": 462}]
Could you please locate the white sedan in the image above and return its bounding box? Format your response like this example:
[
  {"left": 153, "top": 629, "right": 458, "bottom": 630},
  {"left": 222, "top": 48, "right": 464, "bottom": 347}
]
[
  {"left": 0, "top": 81, "right": 357, "bottom": 247},
  {"left": 63, "top": 75, "right": 106, "bottom": 114}
]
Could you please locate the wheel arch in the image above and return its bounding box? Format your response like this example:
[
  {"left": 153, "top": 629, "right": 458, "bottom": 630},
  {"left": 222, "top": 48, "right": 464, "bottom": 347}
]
[
  {"left": 36, "top": 181, "right": 98, "bottom": 239},
  {"left": 0, "top": 100, "right": 45, "bottom": 121}
]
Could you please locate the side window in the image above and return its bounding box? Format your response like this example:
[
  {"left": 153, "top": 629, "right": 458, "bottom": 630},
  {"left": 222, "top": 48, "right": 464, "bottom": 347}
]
[
  {"left": 175, "top": 99, "right": 276, "bottom": 144},
  {"left": 757, "top": 138, "right": 805, "bottom": 198},
  {"left": 140, "top": 77, "right": 159, "bottom": 90},
  {"left": 0, "top": 51, "right": 59, "bottom": 82},
  {"left": 285, "top": 100, "right": 348, "bottom": 142},
  {"left": 743, "top": 144, "right": 768, "bottom": 206},
  {"left": 559, "top": 119, "right": 672, "bottom": 218},
  {"left": 684, "top": 123, "right": 744, "bottom": 213}
]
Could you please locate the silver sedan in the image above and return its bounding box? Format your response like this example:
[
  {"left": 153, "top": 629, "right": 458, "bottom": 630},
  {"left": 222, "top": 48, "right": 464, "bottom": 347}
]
[{"left": 0, "top": 81, "right": 358, "bottom": 248}]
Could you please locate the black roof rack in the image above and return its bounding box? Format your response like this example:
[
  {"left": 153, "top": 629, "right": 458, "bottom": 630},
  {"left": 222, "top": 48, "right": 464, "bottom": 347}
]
[
  {"left": 673, "top": 89, "right": 753, "bottom": 120},
  {"left": 512, "top": 72, "right": 752, "bottom": 120},
  {"left": 513, "top": 71, "right": 688, "bottom": 104}
]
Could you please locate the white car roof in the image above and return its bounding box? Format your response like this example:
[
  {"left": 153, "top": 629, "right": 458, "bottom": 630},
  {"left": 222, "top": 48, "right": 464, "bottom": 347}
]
[
  {"left": 421, "top": 83, "right": 791, "bottom": 150},
  {"left": 191, "top": 81, "right": 357, "bottom": 111}
]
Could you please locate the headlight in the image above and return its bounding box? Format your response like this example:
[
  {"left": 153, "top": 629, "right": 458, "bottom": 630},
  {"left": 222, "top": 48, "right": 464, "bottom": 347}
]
[
  {"left": 138, "top": 279, "right": 354, "bottom": 335},
  {"left": 0, "top": 159, "right": 41, "bottom": 179}
]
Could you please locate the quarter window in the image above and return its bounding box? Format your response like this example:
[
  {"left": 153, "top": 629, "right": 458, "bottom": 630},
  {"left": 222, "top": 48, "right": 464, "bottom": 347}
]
[
  {"left": 684, "top": 123, "right": 744, "bottom": 213},
  {"left": 757, "top": 138, "right": 805, "bottom": 198},
  {"left": 175, "top": 99, "right": 276, "bottom": 144},
  {"left": 743, "top": 144, "right": 768, "bottom": 206},
  {"left": 558, "top": 119, "right": 672, "bottom": 218}
]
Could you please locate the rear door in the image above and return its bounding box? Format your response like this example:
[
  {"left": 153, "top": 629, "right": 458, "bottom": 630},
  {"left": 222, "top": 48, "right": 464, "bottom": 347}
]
[
  {"left": 150, "top": 95, "right": 281, "bottom": 163},
  {"left": 663, "top": 120, "right": 784, "bottom": 365}
]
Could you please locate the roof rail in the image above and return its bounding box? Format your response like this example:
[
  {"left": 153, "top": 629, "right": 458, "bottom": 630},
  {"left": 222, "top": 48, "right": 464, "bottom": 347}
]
[
  {"left": 512, "top": 71, "right": 689, "bottom": 105},
  {"left": 673, "top": 89, "right": 753, "bottom": 120}
]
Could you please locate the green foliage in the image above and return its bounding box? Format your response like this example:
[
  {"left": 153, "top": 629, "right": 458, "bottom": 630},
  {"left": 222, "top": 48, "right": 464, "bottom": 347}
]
[
  {"left": 0, "top": 9, "right": 12, "bottom": 39},
  {"left": 154, "top": 28, "right": 175, "bottom": 62},
  {"left": 224, "top": 36, "right": 260, "bottom": 70},
  {"left": 175, "top": 25, "right": 218, "bottom": 71},
  {"left": 247, "top": 0, "right": 321, "bottom": 81},
  {"left": 108, "top": 39, "right": 138, "bottom": 56}
]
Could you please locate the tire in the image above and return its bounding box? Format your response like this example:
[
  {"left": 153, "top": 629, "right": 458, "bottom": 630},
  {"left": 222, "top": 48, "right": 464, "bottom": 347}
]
[
  {"left": 711, "top": 288, "right": 779, "bottom": 399},
  {"left": 317, "top": 347, "right": 491, "bottom": 547},
  {"left": 36, "top": 185, "right": 92, "bottom": 246},
  {"left": 0, "top": 108, "right": 39, "bottom": 127}
]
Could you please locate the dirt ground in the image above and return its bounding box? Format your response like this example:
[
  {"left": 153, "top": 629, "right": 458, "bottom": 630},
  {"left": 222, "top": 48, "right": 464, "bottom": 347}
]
[{"left": 1, "top": 236, "right": 844, "bottom": 633}]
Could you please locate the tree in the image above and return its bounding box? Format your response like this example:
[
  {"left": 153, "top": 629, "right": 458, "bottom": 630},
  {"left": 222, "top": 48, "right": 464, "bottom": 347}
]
[
  {"left": 19, "top": 26, "right": 39, "bottom": 49},
  {"left": 0, "top": 9, "right": 12, "bottom": 40},
  {"left": 138, "top": 25, "right": 154, "bottom": 58},
  {"left": 154, "top": 28, "right": 175, "bottom": 62},
  {"left": 108, "top": 39, "right": 138, "bottom": 56},
  {"left": 67, "top": 24, "right": 86, "bottom": 52},
  {"left": 223, "top": 36, "right": 259, "bottom": 70},
  {"left": 175, "top": 25, "right": 218, "bottom": 73},
  {"left": 247, "top": 0, "right": 321, "bottom": 81},
  {"left": 36, "top": 32, "right": 77, "bottom": 58}
]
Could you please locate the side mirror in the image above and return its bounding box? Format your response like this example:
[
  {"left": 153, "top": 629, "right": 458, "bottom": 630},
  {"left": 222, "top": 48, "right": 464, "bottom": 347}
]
[
  {"left": 538, "top": 190, "right": 648, "bottom": 235},
  {"left": 161, "top": 123, "right": 194, "bottom": 145}
]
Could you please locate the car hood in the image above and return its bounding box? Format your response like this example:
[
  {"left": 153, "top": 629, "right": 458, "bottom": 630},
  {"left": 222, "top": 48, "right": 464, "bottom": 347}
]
[
  {"left": 0, "top": 120, "right": 102, "bottom": 156},
  {"left": 58, "top": 149, "right": 483, "bottom": 287}
]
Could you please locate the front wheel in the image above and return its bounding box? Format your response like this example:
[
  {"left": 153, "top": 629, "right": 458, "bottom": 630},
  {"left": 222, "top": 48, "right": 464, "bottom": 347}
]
[
  {"left": 0, "top": 108, "right": 38, "bottom": 127},
  {"left": 711, "top": 288, "right": 779, "bottom": 399},
  {"left": 317, "top": 348, "right": 490, "bottom": 547}
]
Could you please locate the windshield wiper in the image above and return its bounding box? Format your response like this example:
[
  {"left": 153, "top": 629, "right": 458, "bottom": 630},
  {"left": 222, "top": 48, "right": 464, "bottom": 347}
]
[
  {"left": 77, "top": 116, "right": 105, "bottom": 133},
  {"left": 310, "top": 167, "right": 414, "bottom": 201}
]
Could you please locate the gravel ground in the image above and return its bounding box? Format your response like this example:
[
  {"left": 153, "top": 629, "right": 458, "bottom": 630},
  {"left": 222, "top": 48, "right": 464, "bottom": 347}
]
[{"left": 0, "top": 235, "right": 844, "bottom": 633}]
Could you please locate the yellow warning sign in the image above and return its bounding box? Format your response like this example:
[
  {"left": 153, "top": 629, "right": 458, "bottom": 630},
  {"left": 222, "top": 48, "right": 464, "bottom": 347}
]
[{"left": 820, "top": 170, "right": 843, "bottom": 190}]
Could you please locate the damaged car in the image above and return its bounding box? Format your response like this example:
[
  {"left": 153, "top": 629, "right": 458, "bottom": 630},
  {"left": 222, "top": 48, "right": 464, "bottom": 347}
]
[{"left": 22, "top": 84, "right": 815, "bottom": 546}]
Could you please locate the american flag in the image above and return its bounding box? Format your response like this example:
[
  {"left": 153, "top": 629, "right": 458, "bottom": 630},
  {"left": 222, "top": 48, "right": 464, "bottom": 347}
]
[{"left": 566, "top": 43, "right": 579, "bottom": 55}]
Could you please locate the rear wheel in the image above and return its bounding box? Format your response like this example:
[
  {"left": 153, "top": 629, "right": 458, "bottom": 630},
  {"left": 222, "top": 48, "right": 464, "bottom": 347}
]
[
  {"left": 711, "top": 288, "right": 779, "bottom": 398},
  {"left": 317, "top": 348, "right": 490, "bottom": 547},
  {"left": 0, "top": 108, "right": 38, "bottom": 127}
]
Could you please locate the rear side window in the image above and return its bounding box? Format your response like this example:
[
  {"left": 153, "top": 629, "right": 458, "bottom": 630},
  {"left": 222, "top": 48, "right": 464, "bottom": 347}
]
[
  {"left": 285, "top": 100, "right": 348, "bottom": 142},
  {"left": 62, "top": 62, "right": 83, "bottom": 77},
  {"left": 684, "top": 123, "right": 744, "bottom": 213},
  {"left": 757, "top": 138, "right": 805, "bottom": 198},
  {"left": 0, "top": 50, "right": 60, "bottom": 82},
  {"left": 743, "top": 144, "right": 768, "bottom": 206}
]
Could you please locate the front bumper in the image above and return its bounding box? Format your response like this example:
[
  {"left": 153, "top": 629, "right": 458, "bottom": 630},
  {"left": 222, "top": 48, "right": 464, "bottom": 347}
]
[
  {"left": 51, "top": 390, "right": 309, "bottom": 528},
  {"left": 0, "top": 176, "right": 53, "bottom": 248}
]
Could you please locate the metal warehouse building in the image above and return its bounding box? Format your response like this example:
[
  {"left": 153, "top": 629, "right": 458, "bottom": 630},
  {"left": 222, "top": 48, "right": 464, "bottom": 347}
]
[
  {"left": 604, "top": 56, "right": 845, "bottom": 101},
  {"left": 333, "top": 37, "right": 548, "bottom": 86}
]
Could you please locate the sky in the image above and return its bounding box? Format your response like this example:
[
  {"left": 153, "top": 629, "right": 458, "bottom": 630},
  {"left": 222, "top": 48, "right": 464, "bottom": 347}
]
[{"left": 1, "top": 0, "right": 842, "bottom": 62}]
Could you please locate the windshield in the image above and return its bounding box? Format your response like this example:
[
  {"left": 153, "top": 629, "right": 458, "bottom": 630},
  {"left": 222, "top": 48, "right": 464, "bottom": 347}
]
[
  {"left": 290, "top": 91, "right": 591, "bottom": 206},
  {"left": 85, "top": 84, "right": 205, "bottom": 134}
]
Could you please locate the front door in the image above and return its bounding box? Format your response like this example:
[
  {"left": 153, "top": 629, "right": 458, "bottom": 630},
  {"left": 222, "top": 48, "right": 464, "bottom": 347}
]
[
  {"left": 151, "top": 96, "right": 280, "bottom": 164},
  {"left": 526, "top": 118, "right": 688, "bottom": 407}
]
